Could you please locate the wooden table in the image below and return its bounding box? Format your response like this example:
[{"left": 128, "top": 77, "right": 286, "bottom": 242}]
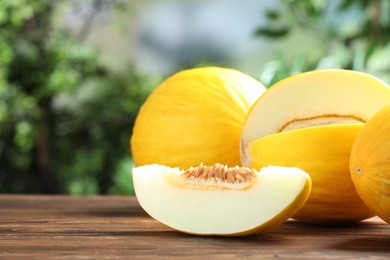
[{"left": 0, "top": 195, "right": 389, "bottom": 259}]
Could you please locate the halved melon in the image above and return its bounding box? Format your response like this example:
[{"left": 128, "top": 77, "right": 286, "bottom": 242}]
[
  {"left": 247, "top": 124, "right": 373, "bottom": 224},
  {"left": 241, "top": 69, "right": 390, "bottom": 162},
  {"left": 133, "top": 164, "right": 311, "bottom": 236}
]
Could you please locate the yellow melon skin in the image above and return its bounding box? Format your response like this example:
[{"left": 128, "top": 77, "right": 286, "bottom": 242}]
[
  {"left": 350, "top": 105, "right": 390, "bottom": 224},
  {"left": 247, "top": 124, "right": 374, "bottom": 224},
  {"left": 131, "top": 67, "right": 266, "bottom": 169}
]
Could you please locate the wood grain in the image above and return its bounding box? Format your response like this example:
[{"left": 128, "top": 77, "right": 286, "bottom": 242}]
[{"left": 0, "top": 195, "right": 389, "bottom": 259}]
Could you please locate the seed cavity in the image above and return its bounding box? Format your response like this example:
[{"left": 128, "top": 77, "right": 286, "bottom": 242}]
[
  {"left": 168, "top": 163, "right": 258, "bottom": 190},
  {"left": 279, "top": 114, "right": 365, "bottom": 132}
]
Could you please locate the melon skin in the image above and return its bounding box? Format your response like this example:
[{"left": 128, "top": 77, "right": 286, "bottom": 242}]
[
  {"left": 350, "top": 104, "right": 390, "bottom": 224},
  {"left": 131, "top": 67, "right": 266, "bottom": 169},
  {"left": 247, "top": 124, "right": 374, "bottom": 224},
  {"left": 133, "top": 165, "right": 311, "bottom": 236}
]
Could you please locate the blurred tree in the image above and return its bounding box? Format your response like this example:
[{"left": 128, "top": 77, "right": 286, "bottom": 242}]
[
  {"left": 0, "top": 0, "right": 156, "bottom": 194},
  {"left": 52, "top": 70, "right": 156, "bottom": 195},
  {"left": 255, "top": 0, "right": 390, "bottom": 87}
]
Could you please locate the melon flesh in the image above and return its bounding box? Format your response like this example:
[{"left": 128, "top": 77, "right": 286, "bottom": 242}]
[{"left": 133, "top": 165, "right": 311, "bottom": 236}]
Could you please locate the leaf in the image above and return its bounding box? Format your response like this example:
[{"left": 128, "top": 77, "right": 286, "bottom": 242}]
[
  {"left": 254, "top": 27, "right": 290, "bottom": 38},
  {"left": 265, "top": 10, "right": 280, "bottom": 20},
  {"left": 338, "top": 0, "right": 355, "bottom": 10}
]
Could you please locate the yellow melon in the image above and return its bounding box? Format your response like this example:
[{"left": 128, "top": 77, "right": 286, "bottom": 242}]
[
  {"left": 131, "top": 67, "right": 266, "bottom": 169},
  {"left": 247, "top": 124, "right": 373, "bottom": 224},
  {"left": 350, "top": 104, "right": 390, "bottom": 224}
]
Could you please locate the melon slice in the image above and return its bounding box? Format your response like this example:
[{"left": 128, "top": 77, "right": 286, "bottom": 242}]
[
  {"left": 133, "top": 164, "right": 311, "bottom": 236},
  {"left": 241, "top": 69, "right": 390, "bottom": 164}
]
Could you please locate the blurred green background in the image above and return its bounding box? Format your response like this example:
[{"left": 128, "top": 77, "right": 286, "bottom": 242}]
[{"left": 1, "top": 0, "right": 390, "bottom": 195}]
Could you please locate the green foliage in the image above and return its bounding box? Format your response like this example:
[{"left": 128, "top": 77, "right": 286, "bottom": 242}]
[
  {"left": 0, "top": 0, "right": 156, "bottom": 194},
  {"left": 256, "top": 0, "right": 390, "bottom": 86},
  {"left": 108, "top": 158, "right": 135, "bottom": 195},
  {"left": 52, "top": 71, "right": 157, "bottom": 194}
]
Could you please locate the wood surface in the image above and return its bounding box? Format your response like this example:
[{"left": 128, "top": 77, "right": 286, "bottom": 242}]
[{"left": 0, "top": 195, "right": 389, "bottom": 259}]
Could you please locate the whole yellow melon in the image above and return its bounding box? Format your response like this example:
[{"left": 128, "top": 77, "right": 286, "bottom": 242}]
[
  {"left": 350, "top": 104, "right": 390, "bottom": 224},
  {"left": 131, "top": 67, "right": 266, "bottom": 169}
]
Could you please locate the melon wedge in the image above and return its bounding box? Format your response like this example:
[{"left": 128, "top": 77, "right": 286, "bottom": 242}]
[{"left": 133, "top": 164, "right": 311, "bottom": 236}]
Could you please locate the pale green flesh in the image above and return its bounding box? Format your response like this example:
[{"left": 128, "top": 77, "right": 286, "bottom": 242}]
[{"left": 133, "top": 165, "right": 310, "bottom": 236}]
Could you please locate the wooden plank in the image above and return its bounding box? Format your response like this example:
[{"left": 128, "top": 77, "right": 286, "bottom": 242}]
[{"left": 0, "top": 195, "right": 389, "bottom": 259}]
